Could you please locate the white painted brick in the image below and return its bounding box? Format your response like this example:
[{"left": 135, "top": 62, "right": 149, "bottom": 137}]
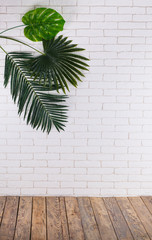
[
  {"left": 101, "top": 189, "right": 127, "bottom": 196},
  {"left": 103, "top": 175, "right": 128, "bottom": 182},
  {"left": 8, "top": 168, "right": 33, "bottom": 174},
  {"left": 0, "top": 174, "right": 20, "bottom": 181},
  {"left": 8, "top": 181, "right": 33, "bottom": 188},
  {"left": 0, "top": 0, "right": 151, "bottom": 197},
  {"left": 117, "top": 96, "right": 143, "bottom": 103},
  {"left": 22, "top": 174, "right": 47, "bottom": 181},
  {"left": 60, "top": 154, "right": 86, "bottom": 161},
  {"left": 88, "top": 168, "right": 113, "bottom": 175},
  {"left": 21, "top": 188, "right": 47, "bottom": 195},
  {"left": 133, "top": 0, "right": 152, "bottom": 6},
  {"left": 92, "top": 23, "right": 117, "bottom": 30},
  {"left": 102, "top": 161, "right": 127, "bottom": 168},
  {"left": 91, "top": 7, "right": 117, "bottom": 14},
  {"left": 115, "top": 140, "right": 141, "bottom": 147},
  {"left": 105, "top": 0, "right": 132, "bottom": 6},
  {"left": 34, "top": 182, "right": 59, "bottom": 188},
  {"left": 103, "top": 103, "right": 129, "bottom": 110},
  {"left": 105, "top": 14, "right": 132, "bottom": 22},
  {"left": 47, "top": 189, "right": 73, "bottom": 195},
  {"left": 21, "top": 146, "right": 46, "bottom": 153},
  {"left": 77, "top": 29, "right": 103, "bottom": 37},
  {"left": 63, "top": 6, "right": 89, "bottom": 14},
  {"left": 7, "top": 153, "right": 33, "bottom": 160},
  {"left": 48, "top": 175, "right": 74, "bottom": 182},
  {"left": 118, "top": 7, "right": 145, "bottom": 14},
  {"left": 141, "top": 183, "right": 152, "bottom": 189},
  {"left": 75, "top": 161, "right": 100, "bottom": 168},
  {"left": 61, "top": 168, "right": 86, "bottom": 175},
  {"left": 115, "top": 168, "right": 141, "bottom": 175},
  {"left": 133, "top": 15, "right": 152, "bottom": 22},
  {"left": 115, "top": 154, "right": 141, "bottom": 161},
  {"left": 0, "top": 188, "right": 20, "bottom": 196},
  {"left": 21, "top": 160, "right": 47, "bottom": 167},
  {"left": 48, "top": 161, "right": 73, "bottom": 168},
  {"left": 61, "top": 182, "right": 86, "bottom": 188},
  {"left": 129, "top": 175, "right": 152, "bottom": 182},
  {"left": 102, "top": 132, "right": 128, "bottom": 139},
  {"left": 118, "top": 37, "right": 145, "bottom": 44},
  {"left": 105, "top": 30, "right": 131, "bottom": 37},
  {"left": 102, "top": 147, "right": 127, "bottom": 154},
  {"left": 88, "top": 182, "right": 113, "bottom": 188},
  {"left": 118, "top": 67, "right": 144, "bottom": 74},
  {"left": 77, "top": 14, "right": 104, "bottom": 22},
  {"left": 88, "top": 154, "right": 113, "bottom": 161},
  {"left": 77, "top": 0, "right": 104, "bottom": 5},
  {"left": 74, "top": 189, "right": 100, "bottom": 196},
  {"left": 115, "top": 182, "right": 140, "bottom": 189}
]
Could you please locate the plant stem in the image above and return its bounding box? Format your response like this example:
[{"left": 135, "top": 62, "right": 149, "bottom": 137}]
[
  {"left": 0, "top": 35, "right": 44, "bottom": 55},
  {"left": 0, "top": 45, "right": 7, "bottom": 54},
  {"left": 0, "top": 24, "right": 25, "bottom": 35}
]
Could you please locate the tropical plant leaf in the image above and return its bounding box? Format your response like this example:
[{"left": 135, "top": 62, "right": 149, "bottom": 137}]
[
  {"left": 4, "top": 52, "right": 68, "bottom": 133},
  {"left": 25, "top": 35, "right": 89, "bottom": 93},
  {"left": 22, "top": 8, "right": 65, "bottom": 42}
]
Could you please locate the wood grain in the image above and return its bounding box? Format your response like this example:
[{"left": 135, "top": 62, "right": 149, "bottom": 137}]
[
  {"left": 60, "top": 197, "right": 69, "bottom": 240},
  {"left": 78, "top": 197, "right": 101, "bottom": 240},
  {"left": 91, "top": 197, "right": 117, "bottom": 240},
  {"left": 129, "top": 197, "right": 152, "bottom": 239},
  {"left": 0, "top": 196, "right": 152, "bottom": 239},
  {"left": 116, "top": 197, "right": 150, "bottom": 240},
  {"left": 14, "top": 197, "right": 32, "bottom": 240},
  {"left": 65, "top": 197, "right": 85, "bottom": 240},
  {"left": 47, "top": 197, "right": 62, "bottom": 240},
  {"left": 0, "top": 196, "right": 19, "bottom": 240},
  {"left": 103, "top": 197, "right": 134, "bottom": 240},
  {"left": 141, "top": 196, "right": 152, "bottom": 214},
  {"left": 0, "top": 197, "right": 6, "bottom": 224},
  {"left": 31, "top": 197, "right": 46, "bottom": 240}
]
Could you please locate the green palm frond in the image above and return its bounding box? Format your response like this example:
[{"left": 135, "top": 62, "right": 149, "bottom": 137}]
[
  {"left": 25, "top": 35, "right": 89, "bottom": 93},
  {"left": 4, "top": 52, "right": 68, "bottom": 133}
]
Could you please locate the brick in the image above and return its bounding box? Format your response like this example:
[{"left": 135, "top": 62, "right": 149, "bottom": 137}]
[{"left": 0, "top": 0, "right": 151, "bottom": 197}]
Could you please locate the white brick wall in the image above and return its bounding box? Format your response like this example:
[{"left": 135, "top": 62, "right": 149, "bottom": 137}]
[{"left": 0, "top": 0, "right": 152, "bottom": 196}]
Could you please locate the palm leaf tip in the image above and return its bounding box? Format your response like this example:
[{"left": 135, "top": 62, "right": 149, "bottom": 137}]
[{"left": 4, "top": 51, "right": 68, "bottom": 133}]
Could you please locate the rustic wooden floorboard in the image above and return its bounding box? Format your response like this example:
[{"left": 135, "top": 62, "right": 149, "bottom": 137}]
[{"left": 0, "top": 196, "right": 152, "bottom": 239}]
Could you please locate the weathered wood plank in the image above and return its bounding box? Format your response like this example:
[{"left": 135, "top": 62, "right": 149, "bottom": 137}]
[
  {"left": 91, "top": 197, "right": 117, "bottom": 240},
  {"left": 47, "top": 197, "right": 62, "bottom": 240},
  {"left": 78, "top": 197, "right": 101, "bottom": 240},
  {"left": 65, "top": 197, "right": 85, "bottom": 240},
  {"left": 14, "top": 197, "right": 32, "bottom": 240},
  {"left": 0, "top": 197, "right": 6, "bottom": 224},
  {"left": 141, "top": 196, "right": 152, "bottom": 214},
  {"left": 129, "top": 197, "right": 152, "bottom": 239},
  {"left": 116, "top": 197, "right": 150, "bottom": 240},
  {"left": 0, "top": 196, "right": 19, "bottom": 240},
  {"left": 31, "top": 197, "right": 46, "bottom": 240},
  {"left": 103, "top": 197, "right": 133, "bottom": 240},
  {"left": 60, "top": 197, "right": 69, "bottom": 240}
]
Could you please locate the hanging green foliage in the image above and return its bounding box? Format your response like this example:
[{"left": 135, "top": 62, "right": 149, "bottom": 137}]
[
  {"left": 0, "top": 7, "right": 89, "bottom": 133},
  {"left": 22, "top": 8, "right": 65, "bottom": 41},
  {"left": 26, "top": 35, "right": 89, "bottom": 93}
]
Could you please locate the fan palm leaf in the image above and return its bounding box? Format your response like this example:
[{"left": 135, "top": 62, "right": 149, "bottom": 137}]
[
  {"left": 4, "top": 52, "right": 68, "bottom": 133},
  {"left": 25, "top": 35, "right": 89, "bottom": 93}
]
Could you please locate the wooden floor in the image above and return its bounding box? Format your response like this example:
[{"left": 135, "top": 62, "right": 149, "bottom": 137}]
[{"left": 0, "top": 197, "right": 152, "bottom": 239}]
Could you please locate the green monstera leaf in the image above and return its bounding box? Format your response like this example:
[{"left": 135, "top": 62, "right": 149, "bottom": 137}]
[{"left": 22, "top": 8, "right": 65, "bottom": 42}]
